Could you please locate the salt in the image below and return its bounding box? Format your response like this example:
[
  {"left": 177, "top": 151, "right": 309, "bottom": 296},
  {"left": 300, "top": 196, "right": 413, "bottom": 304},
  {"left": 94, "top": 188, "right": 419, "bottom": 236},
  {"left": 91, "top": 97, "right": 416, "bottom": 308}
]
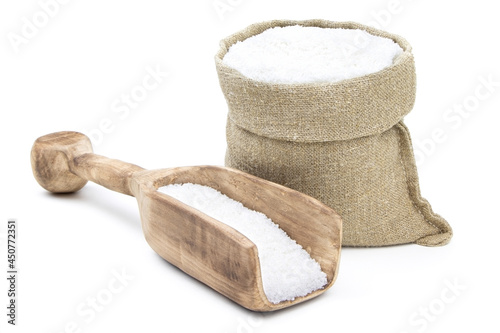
[
  {"left": 222, "top": 25, "right": 403, "bottom": 84},
  {"left": 158, "top": 183, "right": 327, "bottom": 304}
]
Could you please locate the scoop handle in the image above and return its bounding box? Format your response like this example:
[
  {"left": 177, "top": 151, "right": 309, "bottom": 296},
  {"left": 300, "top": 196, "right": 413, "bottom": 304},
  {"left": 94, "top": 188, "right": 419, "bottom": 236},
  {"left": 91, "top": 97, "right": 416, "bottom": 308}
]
[{"left": 31, "top": 131, "right": 144, "bottom": 196}]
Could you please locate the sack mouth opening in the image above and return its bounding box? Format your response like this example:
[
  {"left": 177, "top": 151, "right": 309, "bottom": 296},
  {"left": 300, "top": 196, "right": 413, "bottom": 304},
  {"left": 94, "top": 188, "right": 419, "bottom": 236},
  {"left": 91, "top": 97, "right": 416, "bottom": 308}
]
[
  {"left": 215, "top": 19, "right": 413, "bottom": 88},
  {"left": 216, "top": 19, "right": 417, "bottom": 142}
]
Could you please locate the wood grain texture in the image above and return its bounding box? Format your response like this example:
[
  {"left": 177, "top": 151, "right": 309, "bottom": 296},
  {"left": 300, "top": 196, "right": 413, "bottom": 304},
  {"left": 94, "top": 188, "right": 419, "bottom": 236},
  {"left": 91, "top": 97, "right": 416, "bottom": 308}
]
[{"left": 31, "top": 131, "right": 342, "bottom": 311}]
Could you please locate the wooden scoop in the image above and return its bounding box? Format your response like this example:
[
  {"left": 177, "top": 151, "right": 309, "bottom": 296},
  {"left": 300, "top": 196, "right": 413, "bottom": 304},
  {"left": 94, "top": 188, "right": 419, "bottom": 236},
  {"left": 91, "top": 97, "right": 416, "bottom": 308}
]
[{"left": 31, "top": 131, "right": 342, "bottom": 311}]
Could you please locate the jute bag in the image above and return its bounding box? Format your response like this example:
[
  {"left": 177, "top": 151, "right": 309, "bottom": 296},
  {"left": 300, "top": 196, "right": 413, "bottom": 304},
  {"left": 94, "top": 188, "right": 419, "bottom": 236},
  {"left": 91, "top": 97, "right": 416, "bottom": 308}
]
[{"left": 215, "top": 20, "right": 452, "bottom": 247}]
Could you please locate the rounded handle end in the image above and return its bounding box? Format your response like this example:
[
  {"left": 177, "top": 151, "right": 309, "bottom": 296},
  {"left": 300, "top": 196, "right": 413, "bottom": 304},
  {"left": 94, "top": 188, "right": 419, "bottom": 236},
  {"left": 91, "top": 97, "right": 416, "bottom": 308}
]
[{"left": 31, "top": 131, "right": 93, "bottom": 193}]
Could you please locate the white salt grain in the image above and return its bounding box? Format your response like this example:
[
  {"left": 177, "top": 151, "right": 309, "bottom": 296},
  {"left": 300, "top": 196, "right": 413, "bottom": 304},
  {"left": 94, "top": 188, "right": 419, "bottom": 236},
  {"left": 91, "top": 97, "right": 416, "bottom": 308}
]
[
  {"left": 158, "top": 183, "right": 327, "bottom": 304},
  {"left": 222, "top": 25, "right": 403, "bottom": 84}
]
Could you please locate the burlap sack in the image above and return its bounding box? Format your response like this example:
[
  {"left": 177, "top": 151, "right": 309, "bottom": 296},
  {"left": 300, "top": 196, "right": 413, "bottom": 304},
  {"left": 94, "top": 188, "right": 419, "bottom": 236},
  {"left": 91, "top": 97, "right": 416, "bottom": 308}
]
[{"left": 215, "top": 20, "right": 452, "bottom": 247}]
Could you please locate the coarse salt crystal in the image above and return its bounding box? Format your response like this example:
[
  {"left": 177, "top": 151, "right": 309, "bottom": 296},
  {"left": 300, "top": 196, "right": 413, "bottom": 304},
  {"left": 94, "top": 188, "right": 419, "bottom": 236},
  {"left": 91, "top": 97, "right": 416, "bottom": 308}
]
[{"left": 222, "top": 25, "right": 403, "bottom": 84}]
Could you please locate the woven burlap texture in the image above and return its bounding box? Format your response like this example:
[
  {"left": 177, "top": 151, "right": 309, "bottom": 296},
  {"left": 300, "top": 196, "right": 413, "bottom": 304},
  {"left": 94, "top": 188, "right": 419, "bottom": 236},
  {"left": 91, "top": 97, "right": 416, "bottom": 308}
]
[{"left": 215, "top": 19, "right": 452, "bottom": 246}]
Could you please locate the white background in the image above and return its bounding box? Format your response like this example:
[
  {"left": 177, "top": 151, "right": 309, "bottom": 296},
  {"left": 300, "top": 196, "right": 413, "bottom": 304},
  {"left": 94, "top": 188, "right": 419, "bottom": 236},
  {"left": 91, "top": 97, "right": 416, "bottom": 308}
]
[{"left": 1, "top": 1, "right": 499, "bottom": 332}]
